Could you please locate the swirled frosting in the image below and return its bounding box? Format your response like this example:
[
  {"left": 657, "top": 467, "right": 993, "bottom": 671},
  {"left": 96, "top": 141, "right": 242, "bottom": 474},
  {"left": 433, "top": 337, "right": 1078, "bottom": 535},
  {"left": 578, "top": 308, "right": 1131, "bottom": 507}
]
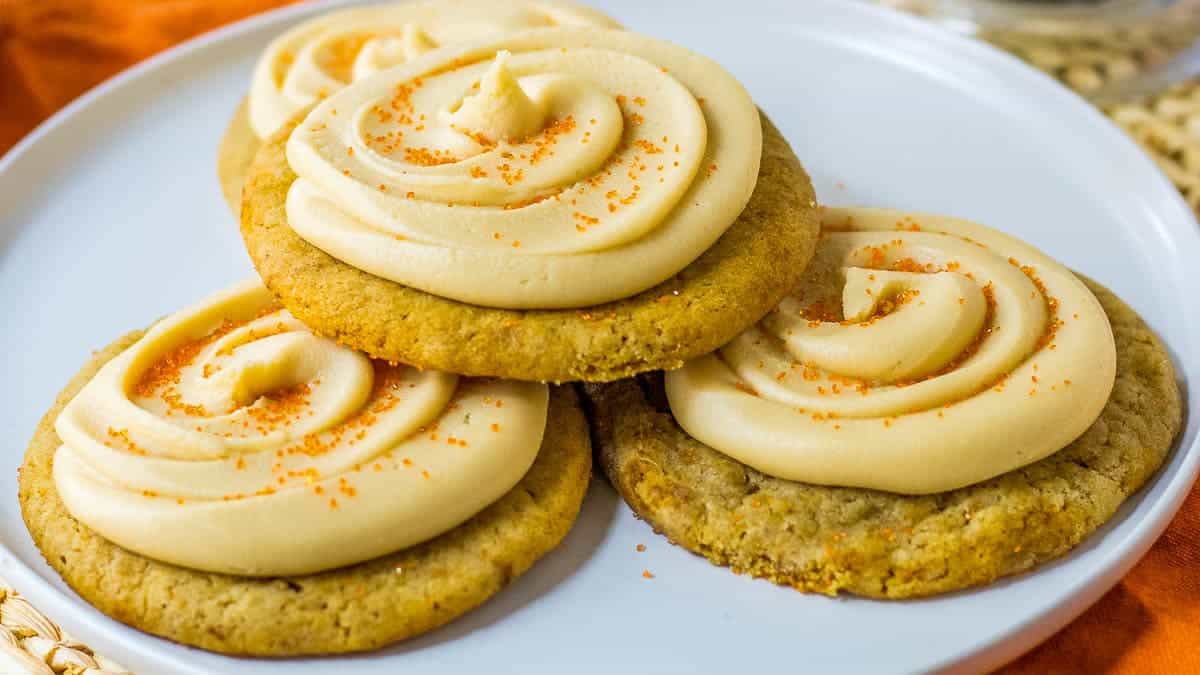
[
  {"left": 53, "top": 280, "right": 548, "bottom": 576},
  {"left": 666, "top": 208, "right": 1117, "bottom": 494},
  {"left": 248, "top": 0, "right": 619, "bottom": 139},
  {"left": 285, "top": 27, "right": 762, "bottom": 308}
]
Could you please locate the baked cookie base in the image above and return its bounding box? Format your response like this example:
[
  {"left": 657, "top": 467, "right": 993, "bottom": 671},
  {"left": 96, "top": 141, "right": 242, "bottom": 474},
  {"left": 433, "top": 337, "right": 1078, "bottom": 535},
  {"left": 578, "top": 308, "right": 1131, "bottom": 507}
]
[
  {"left": 240, "top": 113, "right": 820, "bottom": 383},
  {"left": 583, "top": 279, "right": 1181, "bottom": 599},
  {"left": 19, "top": 331, "right": 592, "bottom": 656},
  {"left": 217, "top": 98, "right": 259, "bottom": 216}
]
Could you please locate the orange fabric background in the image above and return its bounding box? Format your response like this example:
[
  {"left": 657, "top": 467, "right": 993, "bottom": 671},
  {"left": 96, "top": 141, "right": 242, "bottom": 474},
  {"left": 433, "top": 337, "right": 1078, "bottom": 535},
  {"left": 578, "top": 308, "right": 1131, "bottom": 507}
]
[{"left": 0, "top": 1, "right": 1196, "bottom": 672}]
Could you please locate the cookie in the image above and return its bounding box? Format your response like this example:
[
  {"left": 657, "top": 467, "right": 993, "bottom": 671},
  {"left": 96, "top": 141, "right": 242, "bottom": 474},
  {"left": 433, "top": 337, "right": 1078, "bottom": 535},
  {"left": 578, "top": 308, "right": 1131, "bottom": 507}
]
[
  {"left": 242, "top": 111, "right": 819, "bottom": 382},
  {"left": 20, "top": 330, "right": 591, "bottom": 655},
  {"left": 216, "top": 98, "right": 257, "bottom": 214},
  {"left": 583, "top": 279, "right": 1180, "bottom": 599}
]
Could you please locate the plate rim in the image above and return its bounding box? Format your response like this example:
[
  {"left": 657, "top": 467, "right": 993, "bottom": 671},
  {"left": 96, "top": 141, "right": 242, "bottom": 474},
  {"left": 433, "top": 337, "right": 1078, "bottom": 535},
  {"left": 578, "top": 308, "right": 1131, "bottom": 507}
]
[{"left": 0, "top": 1, "right": 1196, "bottom": 673}]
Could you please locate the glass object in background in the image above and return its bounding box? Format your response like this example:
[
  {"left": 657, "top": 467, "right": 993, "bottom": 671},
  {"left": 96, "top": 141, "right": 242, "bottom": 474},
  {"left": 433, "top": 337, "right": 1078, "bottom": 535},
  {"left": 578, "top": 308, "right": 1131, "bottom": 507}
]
[
  {"left": 879, "top": 0, "right": 1200, "bottom": 99},
  {"left": 882, "top": 0, "right": 1200, "bottom": 221}
]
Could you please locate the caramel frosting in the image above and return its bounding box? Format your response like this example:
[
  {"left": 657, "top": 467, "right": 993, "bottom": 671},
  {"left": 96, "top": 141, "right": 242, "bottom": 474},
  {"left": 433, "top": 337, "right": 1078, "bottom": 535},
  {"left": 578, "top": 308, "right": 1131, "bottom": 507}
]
[
  {"left": 666, "top": 208, "right": 1117, "bottom": 494},
  {"left": 248, "top": 0, "right": 619, "bottom": 139},
  {"left": 285, "top": 27, "right": 762, "bottom": 309},
  {"left": 53, "top": 280, "right": 548, "bottom": 576}
]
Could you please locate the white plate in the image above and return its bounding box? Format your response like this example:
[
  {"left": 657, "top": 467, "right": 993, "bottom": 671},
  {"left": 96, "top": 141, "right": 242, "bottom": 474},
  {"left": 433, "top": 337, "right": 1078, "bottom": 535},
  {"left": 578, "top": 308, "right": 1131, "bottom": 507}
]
[{"left": 0, "top": 1, "right": 1196, "bottom": 673}]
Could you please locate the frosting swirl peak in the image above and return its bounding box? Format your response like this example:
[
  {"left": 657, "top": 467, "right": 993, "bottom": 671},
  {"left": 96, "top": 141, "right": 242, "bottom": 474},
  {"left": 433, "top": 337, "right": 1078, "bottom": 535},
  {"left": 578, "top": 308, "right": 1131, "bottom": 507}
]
[
  {"left": 53, "top": 281, "right": 549, "bottom": 575},
  {"left": 285, "top": 27, "right": 762, "bottom": 309},
  {"left": 248, "top": 0, "right": 619, "bottom": 139},
  {"left": 448, "top": 51, "right": 547, "bottom": 143},
  {"left": 666, "top": 208, "right": 1117, "bottom": 494}
]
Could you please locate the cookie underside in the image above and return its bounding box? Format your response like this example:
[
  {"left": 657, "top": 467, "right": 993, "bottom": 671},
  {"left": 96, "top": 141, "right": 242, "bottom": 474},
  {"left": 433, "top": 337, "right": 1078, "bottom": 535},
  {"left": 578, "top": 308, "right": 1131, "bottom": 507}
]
[
  {"left": 19, "top": 331, "right": 592, "bottom": 656},
  {"left": 240, "top": 112, "right": 820, "bottom": 383},
  {"left": 583, "top": 279, "right": 1181, "bottom": 599}
]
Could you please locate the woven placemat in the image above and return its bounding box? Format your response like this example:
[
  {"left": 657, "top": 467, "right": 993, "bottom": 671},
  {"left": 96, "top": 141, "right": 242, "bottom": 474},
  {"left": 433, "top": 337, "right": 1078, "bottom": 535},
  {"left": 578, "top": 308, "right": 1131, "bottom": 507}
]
[
  {"left": 5, "top": 6, "right": 1200, "bottom": 673},
  {"left": 0, "top": 578, "right": 128, "bottom": 674}
]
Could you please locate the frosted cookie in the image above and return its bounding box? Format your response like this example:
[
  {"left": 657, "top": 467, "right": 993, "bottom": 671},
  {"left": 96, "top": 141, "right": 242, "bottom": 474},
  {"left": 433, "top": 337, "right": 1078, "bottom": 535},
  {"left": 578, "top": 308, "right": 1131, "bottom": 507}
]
[
  {"left": 241, "top": 27, "right": 820, "bottom": 382},
  {"left": 19, "top": 280, "right": 590, "bottom": 655},
  {"left": 584, "top": 207, "right": 1181, "bottom": 598},
  {"left": 218, "top": 0, "right": 620, "bottom": 211}
]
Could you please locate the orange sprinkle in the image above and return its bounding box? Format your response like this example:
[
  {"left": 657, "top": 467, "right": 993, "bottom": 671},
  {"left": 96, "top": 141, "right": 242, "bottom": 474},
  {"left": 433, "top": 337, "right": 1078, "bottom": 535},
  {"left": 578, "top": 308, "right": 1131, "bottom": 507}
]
[
  {"left": 403, "top": 146, "right": 457, "bottom": 166},
  {"left": 636, "top": 544, "right": 646, "bottom": 552},
  {"left": 634, "top": 139, "right": 663, "bottom": 155},
  {"left": 105, "top": 427, "right": 148, "bottom": 455},
  {"left": 642, "top": 569, "right": 655, "bottom": 579}
]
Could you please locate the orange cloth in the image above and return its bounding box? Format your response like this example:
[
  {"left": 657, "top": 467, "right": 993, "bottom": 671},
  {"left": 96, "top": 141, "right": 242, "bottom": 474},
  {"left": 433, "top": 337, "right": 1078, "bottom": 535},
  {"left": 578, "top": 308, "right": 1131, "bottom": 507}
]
[
  {"left": 0, "top": 2, "right": 1195, "bottom": 672},
  {"left": 0, "top": 0, "right": 296, "bottom": 151}
]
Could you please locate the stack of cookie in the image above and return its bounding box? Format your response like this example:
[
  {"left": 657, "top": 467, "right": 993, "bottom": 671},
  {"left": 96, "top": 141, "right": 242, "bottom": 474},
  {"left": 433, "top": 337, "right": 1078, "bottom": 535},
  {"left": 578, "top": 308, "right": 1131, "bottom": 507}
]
[{"left": 18, "top": 0, "right": 1181, "bottom": 658}]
